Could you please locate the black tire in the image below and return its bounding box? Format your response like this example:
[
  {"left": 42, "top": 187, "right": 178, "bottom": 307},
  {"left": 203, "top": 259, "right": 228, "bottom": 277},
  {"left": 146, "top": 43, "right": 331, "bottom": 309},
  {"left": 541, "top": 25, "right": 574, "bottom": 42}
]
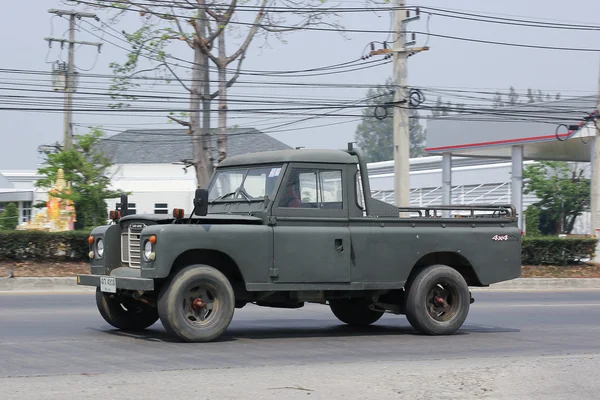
[
  {"left": 157, "top": 265, "right": 235, "bottom": 342},
  {"left": 95, "top": 288, "right": 159, "bottom": 331},
  {"left": 329, "top": 297, "right": 384, "bottom": 326},
  {"left": 405, "top": 265, "right": 470, "bottom": 335}
]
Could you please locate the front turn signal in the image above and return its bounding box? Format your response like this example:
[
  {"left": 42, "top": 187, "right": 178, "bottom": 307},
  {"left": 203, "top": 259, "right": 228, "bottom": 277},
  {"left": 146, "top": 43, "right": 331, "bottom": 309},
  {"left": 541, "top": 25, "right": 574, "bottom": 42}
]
[
  {"left": 149, "top": 235, "right": 157, "bottom": 245},
  {"left": 173, "top": 208, "right": 185, "bottom": 219}
]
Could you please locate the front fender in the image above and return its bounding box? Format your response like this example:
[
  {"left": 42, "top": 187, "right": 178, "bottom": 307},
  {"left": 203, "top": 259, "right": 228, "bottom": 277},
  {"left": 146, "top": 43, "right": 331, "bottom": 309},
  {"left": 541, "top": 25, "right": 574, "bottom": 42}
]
[
  {"left": 139, "top": 223, "right": 272, "bottom": 285},
  {"left": 89, "top": 224, "right": 121, "bottom": 275}
]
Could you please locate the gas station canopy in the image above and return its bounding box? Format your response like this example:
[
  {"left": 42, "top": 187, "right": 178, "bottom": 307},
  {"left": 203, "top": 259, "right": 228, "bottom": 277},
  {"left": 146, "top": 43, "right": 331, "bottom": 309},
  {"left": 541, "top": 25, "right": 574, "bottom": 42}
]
[{"left": 425, "top": 95, "right": 597, "bottom": 161}]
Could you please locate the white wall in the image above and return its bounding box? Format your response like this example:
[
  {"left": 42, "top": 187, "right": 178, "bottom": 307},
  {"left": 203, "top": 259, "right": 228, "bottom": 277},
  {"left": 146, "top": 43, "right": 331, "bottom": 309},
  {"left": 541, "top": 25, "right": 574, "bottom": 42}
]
[{"left": 107, "top": 163, "right": 197, "bottom": 214}]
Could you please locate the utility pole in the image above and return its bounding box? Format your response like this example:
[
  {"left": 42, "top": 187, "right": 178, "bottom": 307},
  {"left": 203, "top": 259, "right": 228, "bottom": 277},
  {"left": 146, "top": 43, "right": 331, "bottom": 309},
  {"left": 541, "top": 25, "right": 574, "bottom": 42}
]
[
  {"left": 591, "top": 63, "right": 600, "bottom": 262},
  {"left": 369, "top": 4, "right": 428, "bottom": 207},
  {"left": 45, "top": 9, "right": 101, "bottom": 151},
  {"left": 392, "top": 0, "right": 409, "bottom": 208}
]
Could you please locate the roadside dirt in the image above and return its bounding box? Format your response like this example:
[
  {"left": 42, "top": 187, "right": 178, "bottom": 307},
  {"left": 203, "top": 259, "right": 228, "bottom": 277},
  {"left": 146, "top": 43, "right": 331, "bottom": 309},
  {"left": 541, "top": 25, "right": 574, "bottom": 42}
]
[
  {"left": 521, "top": 264, "right": 600, "bottom": 278},
  {"left": 1, "top": 260, "right": 600, "bottom": 278},
  {"left": 0, "top": 261, "right": 89, "bottom": 278}
]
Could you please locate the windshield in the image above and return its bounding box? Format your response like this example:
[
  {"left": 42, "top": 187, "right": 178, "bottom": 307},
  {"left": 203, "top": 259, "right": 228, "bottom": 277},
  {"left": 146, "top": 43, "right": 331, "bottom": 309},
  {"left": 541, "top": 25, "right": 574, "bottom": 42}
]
[{"left": 208, "top": 165, "right": 283, "bottom": 202}]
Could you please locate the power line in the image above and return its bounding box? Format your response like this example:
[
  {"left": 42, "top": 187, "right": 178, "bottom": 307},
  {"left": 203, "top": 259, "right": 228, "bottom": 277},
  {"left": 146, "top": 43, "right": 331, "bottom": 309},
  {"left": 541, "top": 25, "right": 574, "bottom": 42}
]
[
  {"left": 410, "top": 31, "right": 600, "bottom": 52},
  {"left": 419, "top": 6, "right": 600, "bottom": 30},
  {"left": 78, "top": 18, "right": 391, "bottom": 78},
  {"left": 71, "top": 0, "right": 600, "bottom": 53}
]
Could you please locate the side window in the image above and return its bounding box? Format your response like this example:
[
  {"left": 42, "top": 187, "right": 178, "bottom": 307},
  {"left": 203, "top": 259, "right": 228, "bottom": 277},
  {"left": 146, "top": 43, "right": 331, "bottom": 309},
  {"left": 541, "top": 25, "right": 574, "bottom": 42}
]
[
  {"left": 279, "top": 168, "right": 316, "bottom": 208},
  {"left": 278, "top": 168, "right": 343, "bottom": 209},
  {"left": 319, "top": 170, "right": 343, "bottom": 209}
]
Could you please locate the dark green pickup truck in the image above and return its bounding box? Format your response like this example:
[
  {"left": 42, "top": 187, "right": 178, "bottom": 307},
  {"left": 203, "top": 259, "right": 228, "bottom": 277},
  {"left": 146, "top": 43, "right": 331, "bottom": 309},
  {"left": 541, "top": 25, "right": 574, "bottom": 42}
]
[{"left": 78, "top": 144, "right": 521, "bottom": 342}]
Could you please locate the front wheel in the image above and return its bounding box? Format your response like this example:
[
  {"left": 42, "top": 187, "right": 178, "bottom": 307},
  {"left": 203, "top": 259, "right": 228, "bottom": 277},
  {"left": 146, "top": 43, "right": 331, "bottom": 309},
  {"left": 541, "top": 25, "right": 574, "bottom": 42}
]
[
  {"left": 405, "top": 265, "right": 470, "bottom": 335},
  {"left": 329, "top": 297, "right": 384, "bottom": 326},
  {"left": 95, "top": 288, "right": 159, "bottom": 331},
  {"left": 157, "top": 265, "right": 235, "bottom": 342}
]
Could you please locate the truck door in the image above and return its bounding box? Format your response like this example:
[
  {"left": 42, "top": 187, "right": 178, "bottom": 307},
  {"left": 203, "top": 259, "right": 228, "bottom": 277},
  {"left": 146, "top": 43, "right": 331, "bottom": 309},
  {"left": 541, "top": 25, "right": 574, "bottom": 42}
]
[{"left": 271, "top": 164, "right": 351, "bottom": 283}]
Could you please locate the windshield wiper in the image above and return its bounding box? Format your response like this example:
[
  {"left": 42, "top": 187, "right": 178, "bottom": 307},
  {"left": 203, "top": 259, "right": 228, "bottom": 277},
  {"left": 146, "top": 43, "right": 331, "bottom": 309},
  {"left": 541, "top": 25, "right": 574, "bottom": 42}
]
[{"left": 209, "top": 191, "right": 237, "bottom": 203}]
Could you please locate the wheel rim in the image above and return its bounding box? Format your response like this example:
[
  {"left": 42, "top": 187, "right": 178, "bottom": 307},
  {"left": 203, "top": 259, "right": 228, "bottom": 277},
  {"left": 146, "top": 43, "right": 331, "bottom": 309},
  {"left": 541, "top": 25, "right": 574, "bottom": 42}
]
[
  {"left": 182, "top": 281, "right": 220, "bottom": 327},
  {"left": 425, "top": 281, "right": 460, "bottom": 322}
]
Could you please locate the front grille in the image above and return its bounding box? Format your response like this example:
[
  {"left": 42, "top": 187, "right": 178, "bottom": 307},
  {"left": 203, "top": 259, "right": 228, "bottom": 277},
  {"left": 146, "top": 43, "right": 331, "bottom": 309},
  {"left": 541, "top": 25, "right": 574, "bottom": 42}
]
[{"left": 121, "top": 223, "right": 145, "bottom": 268}]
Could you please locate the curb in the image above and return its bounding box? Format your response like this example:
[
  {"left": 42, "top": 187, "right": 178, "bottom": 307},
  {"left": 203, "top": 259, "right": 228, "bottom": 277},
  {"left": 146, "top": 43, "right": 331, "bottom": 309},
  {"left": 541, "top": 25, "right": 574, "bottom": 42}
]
[
  {"left": 0, "top": 277, "right": 94, "bottom": 293},
  {"left": 477, "top": 278, "right": 600, "bottom": 291},
  {"left": 1, "top": 277, "right": 600, "bottom": 293}
]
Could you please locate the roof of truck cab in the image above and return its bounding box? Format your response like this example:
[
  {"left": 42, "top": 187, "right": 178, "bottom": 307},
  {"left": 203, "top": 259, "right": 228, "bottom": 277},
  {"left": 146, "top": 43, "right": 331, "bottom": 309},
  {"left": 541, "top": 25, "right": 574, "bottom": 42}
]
[{"left": 218, "top": 148, "right": 358, "bottom": 167}]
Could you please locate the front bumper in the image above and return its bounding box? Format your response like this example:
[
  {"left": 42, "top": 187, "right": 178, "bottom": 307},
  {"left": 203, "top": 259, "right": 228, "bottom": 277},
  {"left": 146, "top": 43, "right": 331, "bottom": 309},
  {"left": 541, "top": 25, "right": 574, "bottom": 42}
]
[{"left": 77, "top": 274, "right": 155, "bottom": 291}]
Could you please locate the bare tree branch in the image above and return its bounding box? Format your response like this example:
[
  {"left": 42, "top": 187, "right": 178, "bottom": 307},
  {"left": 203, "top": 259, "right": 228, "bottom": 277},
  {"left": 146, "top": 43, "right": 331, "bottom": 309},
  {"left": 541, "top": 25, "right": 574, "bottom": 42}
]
[
  {"left": 170, "top": 6, "right": 194, "bottom": 48},
  {"left": 203, "top": 7, "right": 219, "bottom": 21},
  {"left": 126, "top": 65, "right": 163, "bottom": 78},
  {"left": 226, "top": 0, "right": 268, "bottom": 65},
  {"left": 209, "top": 50, "right": 246, "bottom": 100},
  {"left": 168, "top": 115, "right": 191, "bottom": 127},
  {"left": 162, "top": 62, "right": 193, "bottom": 93},
  {"left": 204, "top": 0, "right": 238, "bottom": 45}
]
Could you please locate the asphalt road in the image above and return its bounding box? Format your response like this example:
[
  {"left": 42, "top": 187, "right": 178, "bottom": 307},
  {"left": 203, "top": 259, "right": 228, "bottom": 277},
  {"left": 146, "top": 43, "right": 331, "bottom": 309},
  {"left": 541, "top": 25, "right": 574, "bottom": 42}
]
[{"left": 1, "top": 290, "right": 600, "bottom": 399}]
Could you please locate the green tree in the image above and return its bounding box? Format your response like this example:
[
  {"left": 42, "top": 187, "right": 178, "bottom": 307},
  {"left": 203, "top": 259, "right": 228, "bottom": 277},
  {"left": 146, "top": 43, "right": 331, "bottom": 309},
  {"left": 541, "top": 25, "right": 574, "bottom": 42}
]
[
  {"left": 524, "top": 161, "right": 590, "bottom": 234},
  {"left": 492, "top": 91, "right": 504, "bottom": 108},
  {"left": 524, "top": 204, "right": 542, "bottom": 236},
  {"left": 354, "top": 78, "right": 426, "bottom": 163},
  {"left": 493, "top": 88, "right": 561, "bottom": 107},
  {"left": 35, "top": 128, "right": 121, "bottom": 229},
  {"left": 0, "top": 203, "right": 19, "bottom": 230},
  {"left": 507, "top": 86, "right": 519, "bottom": 106},
  {"left": 526, "top": 88, "right": 536, "bottom": 104}
]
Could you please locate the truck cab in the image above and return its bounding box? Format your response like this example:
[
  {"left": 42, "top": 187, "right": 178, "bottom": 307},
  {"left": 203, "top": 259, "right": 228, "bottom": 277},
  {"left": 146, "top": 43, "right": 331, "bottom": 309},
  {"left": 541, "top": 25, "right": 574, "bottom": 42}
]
[{"left": 79, "top": 145, "right": 521, "bottom": 342}]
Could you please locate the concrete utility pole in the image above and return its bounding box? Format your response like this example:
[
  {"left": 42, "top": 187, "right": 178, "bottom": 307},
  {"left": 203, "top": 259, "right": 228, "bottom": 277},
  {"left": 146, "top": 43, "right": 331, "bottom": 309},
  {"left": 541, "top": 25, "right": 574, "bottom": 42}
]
[
  {"left": 591, "top": 63, "right": 600, "bottom": 262},
  {"left": 365, "top": 4, "right": 427, "bottom": 207},
  {"left": 45, "top": 9, "right": 101, "bottom": 151},
  {"left": 392, "top": 0, "right": 409, "bottom": 208}
]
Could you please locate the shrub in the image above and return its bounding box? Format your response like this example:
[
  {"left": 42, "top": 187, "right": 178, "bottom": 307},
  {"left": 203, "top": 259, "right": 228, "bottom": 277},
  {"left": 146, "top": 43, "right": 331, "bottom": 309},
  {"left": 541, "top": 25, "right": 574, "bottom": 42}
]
[
  {"left": 0, "top": 230, "right": 91, "bottom": 261},
  {"left": 522, "top": 237, "right": 597, "bottom": 266},
  {"left": 0, "top": 203, "right": 19, "bottom": 231}
]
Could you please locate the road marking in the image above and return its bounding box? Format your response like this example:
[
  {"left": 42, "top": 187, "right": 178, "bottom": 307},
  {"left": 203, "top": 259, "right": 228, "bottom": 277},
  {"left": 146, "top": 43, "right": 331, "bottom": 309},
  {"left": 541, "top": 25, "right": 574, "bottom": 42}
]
[
  {"left": 0, "top": 291, "right": 94, "bottom": 295},
  {"left": 480, "top": 303, "right": 600, "bottom": 308}
]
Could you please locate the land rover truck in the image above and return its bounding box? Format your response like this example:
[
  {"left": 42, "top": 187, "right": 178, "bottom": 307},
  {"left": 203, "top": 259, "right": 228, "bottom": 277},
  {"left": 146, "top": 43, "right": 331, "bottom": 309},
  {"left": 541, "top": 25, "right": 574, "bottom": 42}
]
[{"left": 78, "top": 144, "right": 521, "bottom": 342}]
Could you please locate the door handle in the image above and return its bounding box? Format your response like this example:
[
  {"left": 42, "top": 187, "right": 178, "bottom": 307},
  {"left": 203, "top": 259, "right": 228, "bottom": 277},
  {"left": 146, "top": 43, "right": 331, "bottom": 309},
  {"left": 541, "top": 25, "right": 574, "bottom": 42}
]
[{"left": 334, "top": 238, "right": 343, "bottom": 253}]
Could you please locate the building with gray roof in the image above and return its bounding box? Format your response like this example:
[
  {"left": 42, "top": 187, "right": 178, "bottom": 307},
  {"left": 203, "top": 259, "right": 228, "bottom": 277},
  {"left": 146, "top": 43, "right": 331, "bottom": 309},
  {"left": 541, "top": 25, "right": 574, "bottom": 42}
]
[{"left": 97, "top": 128, "right": 292, "bottom": 165}]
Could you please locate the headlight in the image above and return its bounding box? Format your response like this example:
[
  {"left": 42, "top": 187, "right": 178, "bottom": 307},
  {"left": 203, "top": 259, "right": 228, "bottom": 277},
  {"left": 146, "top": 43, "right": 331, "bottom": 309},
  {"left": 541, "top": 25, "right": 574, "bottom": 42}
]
[
  {"left": 144, "top": 240, "right": 153, "bottom": 261},
  {"left": 96, "top": 239, "right": 104, "bottom": 258}
]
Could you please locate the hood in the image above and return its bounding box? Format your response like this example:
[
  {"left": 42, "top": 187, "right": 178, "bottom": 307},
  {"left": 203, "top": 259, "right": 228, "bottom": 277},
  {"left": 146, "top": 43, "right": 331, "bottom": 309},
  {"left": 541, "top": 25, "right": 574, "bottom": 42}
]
[{"left": 119, "top": 213, "right": 264, "bottom": 225}]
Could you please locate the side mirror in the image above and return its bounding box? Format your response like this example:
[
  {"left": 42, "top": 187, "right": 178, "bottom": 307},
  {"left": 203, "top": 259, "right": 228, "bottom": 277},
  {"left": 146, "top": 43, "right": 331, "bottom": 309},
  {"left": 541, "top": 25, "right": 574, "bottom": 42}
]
[
  {"left": 193, "top": 188, "right": 209, "bottom": 216},
  {"left": 119, "top": 194, "right": 129, "bottom": 217}
]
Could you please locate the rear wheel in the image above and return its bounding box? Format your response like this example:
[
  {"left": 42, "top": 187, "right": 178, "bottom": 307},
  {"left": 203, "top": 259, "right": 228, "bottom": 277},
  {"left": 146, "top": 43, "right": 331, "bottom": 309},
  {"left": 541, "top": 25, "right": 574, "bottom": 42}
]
[
  {"left": 95, "top": 288, "right": 159, "bottom": 331},
  {"left": 157, "top": 265, "right": 235, "bottom": 342},
  {"left": 405, "top": 265, "right": 470, "bottom": 335},
  {"left": 329, "top": 297, "right": 384, "bottom": 326}
]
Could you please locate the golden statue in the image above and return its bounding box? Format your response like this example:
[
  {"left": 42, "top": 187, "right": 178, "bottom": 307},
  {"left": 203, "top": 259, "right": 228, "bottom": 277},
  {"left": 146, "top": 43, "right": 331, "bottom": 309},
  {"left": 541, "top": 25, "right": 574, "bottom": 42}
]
[{"left": 18, "top": 168, "right": 77, "bottom": 232}]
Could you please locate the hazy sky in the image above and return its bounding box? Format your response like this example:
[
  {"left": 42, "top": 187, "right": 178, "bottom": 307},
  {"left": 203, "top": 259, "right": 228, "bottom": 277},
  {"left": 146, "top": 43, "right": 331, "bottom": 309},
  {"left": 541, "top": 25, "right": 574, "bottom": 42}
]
[{"left": 1, "top": 0, "right": 599, "bottom": 170}]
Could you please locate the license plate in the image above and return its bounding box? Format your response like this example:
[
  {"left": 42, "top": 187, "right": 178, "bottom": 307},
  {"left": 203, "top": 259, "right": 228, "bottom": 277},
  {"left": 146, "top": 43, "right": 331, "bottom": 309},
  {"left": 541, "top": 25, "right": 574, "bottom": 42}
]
[{"left": 100, "top": 276, "right": 116, "bottom": 293}]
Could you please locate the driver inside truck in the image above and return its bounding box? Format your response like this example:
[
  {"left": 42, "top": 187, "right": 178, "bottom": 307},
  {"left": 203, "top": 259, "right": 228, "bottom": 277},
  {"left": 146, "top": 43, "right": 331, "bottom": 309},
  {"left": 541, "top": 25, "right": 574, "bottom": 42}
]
[{"left": 279, "top": 174, "right": 302, "bottom": 208}]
